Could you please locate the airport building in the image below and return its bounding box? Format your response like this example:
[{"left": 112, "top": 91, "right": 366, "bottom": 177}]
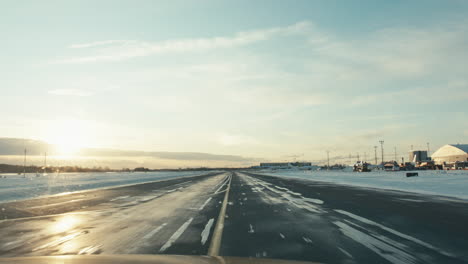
[
  {"left": 259, "top": 162, "right": 312, "bottom": 169},
  {"left": 409, "top": 150, "right": 428, "bottom": 162},
  {"left": 431, "top": 144, "right": 468, "bottom": 164}
]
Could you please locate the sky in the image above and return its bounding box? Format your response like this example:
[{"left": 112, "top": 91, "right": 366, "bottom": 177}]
[{"left": 1, "top": 0, "right": 468, "bottom": 168}]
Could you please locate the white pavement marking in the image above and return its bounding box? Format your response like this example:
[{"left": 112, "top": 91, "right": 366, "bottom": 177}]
[
  {"left": 208, "top": 173, "right": 232, "bottom": 256},
  {"left": 138, "top": 194, "right": 162, "bottom": 203},
  {"left": 212, "top": 174, "right": 229, "bottom": 191},
  {"left": 159, "top": 218, "right": 193, "bottom": 252},
  {"left": 302, "top": 237, "right": 313, "bottom": 244},
  {"left": 110, "top": 195, "right": 130, "bottom": 201},
  {"left": 338, "top": 246, "right": 353, "bottom": 259},
  {"left": 214, "top": 175, "right": 231, "bottom": 194},
  {"left": 33, "top": 231, "right": 84, "bottom": 251},
  {"left": 248, "top": 224, "right": 255, "bottom": 233},
  {"left": 171, "top": 180, "right": 192, "bottom": 187},
  {"left": 238, "top": 173, "right": 323, "bottom": 213},
  {"left": 28, "top": 199, "right": 85, "bottom": 209},
  {"left": 201, "top": 218, "right": 215, "bottom": 245},
  {"left": 78, "top": 244, "right": 102, "bottom": 255},
  {"left": 333, "top": 220, "right": 417, "bottom": 264},
  {"left": 199, "top": 197, "right": 212, "bottom": 210},
  {"left": 143, "top": 223, "right": 167, "bottom": 239},
  {"left": 334, "top": 209, "right": 454, "bottom": 257},
  {"left": 166, "top": 187, "right": 183, "bottom": 193}
]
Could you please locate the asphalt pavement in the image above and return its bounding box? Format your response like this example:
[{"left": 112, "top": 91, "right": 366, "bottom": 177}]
[{"left": 0, "top": 171, "right": 467, "bottom": 264}]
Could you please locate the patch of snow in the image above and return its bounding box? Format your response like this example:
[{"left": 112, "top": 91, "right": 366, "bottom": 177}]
[
  {"left": 263, "top": 170, "right": 468, "bottom": 200},
  {"left": 334, "top": 221, "right": 417, "bottom": 264},
  {"left": 0, "top": 171, "right": 213, "bottom": 202}
]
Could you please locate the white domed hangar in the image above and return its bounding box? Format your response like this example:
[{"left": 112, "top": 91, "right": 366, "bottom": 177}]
[{"left": 431, "top": 144, "right": 468, "bottom": 164}]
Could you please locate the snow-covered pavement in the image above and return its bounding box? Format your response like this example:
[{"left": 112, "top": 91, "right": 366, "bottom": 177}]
[
  {"left": 0, "top": 171, "right": 213, "bottom": 202},
  {"left": 262, "top": 169, "right": 468, "bottom": 200}
]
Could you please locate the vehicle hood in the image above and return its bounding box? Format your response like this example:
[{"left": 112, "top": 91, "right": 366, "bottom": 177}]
[{"left": 0, "top": 254, "right": 321, "bottom": 264}]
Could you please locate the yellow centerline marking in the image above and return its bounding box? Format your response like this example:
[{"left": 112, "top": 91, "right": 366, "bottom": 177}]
[{"left": 208, "top": 173, "right": 232, "bottom": 256}]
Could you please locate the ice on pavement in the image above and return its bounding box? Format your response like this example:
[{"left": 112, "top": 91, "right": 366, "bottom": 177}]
[
  {"left": 0, "top": 171, "right": 212, "bottom": 202},
  {"left": 262, "top": 170, "right": 468, "bottom": 200}
]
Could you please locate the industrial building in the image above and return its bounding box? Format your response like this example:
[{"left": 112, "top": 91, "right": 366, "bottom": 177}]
[
  {"left": 409, "top": 150, "right": 428, "bottom": 162},
  {"left": 259, "top": 162, "right": 312, "bottom": 169},
  {"left": 431, "top": 144, "right": 468, "bottom": 164}
]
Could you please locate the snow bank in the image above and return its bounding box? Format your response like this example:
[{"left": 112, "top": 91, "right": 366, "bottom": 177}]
[
  {"left": 0, "top": 171, "right": 212, "bottom": 202},
  {"left": 262, "top": 170, "right": 468, "bottom": 200}
]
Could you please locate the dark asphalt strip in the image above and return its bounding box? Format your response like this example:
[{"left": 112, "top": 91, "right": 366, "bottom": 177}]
[
  {"left": 228, "top": 172, "right": 468, "bottom": 264},
  {"left": 0, "top": 172, "right": 219, "bottom": 220}
]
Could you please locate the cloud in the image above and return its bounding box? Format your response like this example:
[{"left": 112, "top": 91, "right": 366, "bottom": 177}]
[
  {"left": 80, "top": 148, "right": 261, "bottom": 162},
  {"left": 69, "top": 40, "right": 136, "bottom": 49},
  {"left": 0, "top": 138, "right": 52, "bottom": 156},
  {"left": 56, "top": 21, "right": 314, "bottom": 63},
  {"left": 307, "top": 22, "right": 468, "bottom": 80},
  {"left": 0, "top": 138, "right": 262, "bottom": 164},
  {"left": 38, "top": 19, "right": 468, "bottom": 162},
  {"left": 349, "top": 80, "right": 468, "bottom": 106},
  {"left": 48, "top": 88, "right": 93, "bottom": 96}
]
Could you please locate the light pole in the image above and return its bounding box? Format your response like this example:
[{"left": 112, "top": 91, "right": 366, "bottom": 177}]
[
  {"left": 374, "top": 146, "right": 378, "bottom": 165},
  {"left": 379, "top": 140, "right": 384, "bottom": 164}
]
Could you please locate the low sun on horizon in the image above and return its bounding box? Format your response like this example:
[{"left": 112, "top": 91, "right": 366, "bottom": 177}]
[{"left": 43, "top": 120, "right": 92, "bottom": 157}]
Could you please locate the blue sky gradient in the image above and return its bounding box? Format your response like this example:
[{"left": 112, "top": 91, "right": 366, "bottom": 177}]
[{"left": 1, "top": 0, "right": 467, "bottom": 166}]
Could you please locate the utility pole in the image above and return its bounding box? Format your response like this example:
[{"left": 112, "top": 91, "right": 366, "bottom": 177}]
[
  {"left": 44, "top": 152, "right": 47, "bottom": 174},
  {"left": 427, "top": 142, "right": 430, "bottom": 156},
  {"left": 394, "top": 147, "right": 397, "bottom": 162},
  {"left": 364, "top": 152, "right": 367, "bottom": 162},
  {"left": 374, "top": 146, "right": 378, "bottom": 165},
  {"left": 23, "top": 148, "right": 27, "bottom": 176},
  {"left": 379, "top": 140, "right": 384, "bottom": 164},
  {"left": 357, "top": 153, "right": 360, "bottom": 161},
  {"left": 326, "top": 150, "right": 330, "bottom": 170}
]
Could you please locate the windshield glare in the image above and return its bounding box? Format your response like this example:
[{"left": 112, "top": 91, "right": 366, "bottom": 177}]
[{"left": 1, "top": 1, "right": 468, "bottom": 264}]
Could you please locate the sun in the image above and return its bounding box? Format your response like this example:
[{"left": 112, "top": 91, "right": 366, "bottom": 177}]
[
  {"left": 54, "top": 135, "right": 84, "bottom": 156},
  {"left": 44, "top": 120, "right": 90, "bottom": 156}
]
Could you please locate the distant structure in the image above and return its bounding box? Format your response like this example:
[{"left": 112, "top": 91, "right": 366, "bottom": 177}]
[
  {"left": 379, "top": 140, "right": 384, "bottom": 164},
  {"left": 431, "top": 144, "right": 468, "bottom": 164},
  {"left": 409, "top": 150, "right": 428, "bottom": 162},
  {"left": 259, "top": 162, "right": 312, "bottom": 169},
  {"left": 134, "top": 167, "right": 150, "bottom": 172},
  {"left": 374, "top": 146, "right": 378, "bottom": 164}
]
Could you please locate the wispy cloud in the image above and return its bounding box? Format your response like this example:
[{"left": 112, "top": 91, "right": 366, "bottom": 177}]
[
  {"left": 48, "top": 88, "right": 93, "bottom": 96},
  {"left": 57, "top": 21, "right": 313, "bottom": 63},
  {"left": 69, "top": 40, "right": 136, "bottom": 49},
  {"left": 349, "top": 80, "right": 468, "bottom": 106},
  {"left": 305, "top": 22, "right": 468, "bottom": 80}
]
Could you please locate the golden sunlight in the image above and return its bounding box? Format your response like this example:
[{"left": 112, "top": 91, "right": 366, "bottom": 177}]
[
  {"left": 44, "top": 120, "right": 91, "bottom": 156},
  {"left": 51, "top": 215, "right": 81, "bottom": 233}
]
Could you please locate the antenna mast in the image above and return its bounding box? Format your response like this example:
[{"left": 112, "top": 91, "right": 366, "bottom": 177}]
[
  {"left": 23, "top": 148, "right": 27, "bottom": 176},
  {"left": 379, "top": 140, "right": 384, "bottom": 164},
  {"left": 374, "top": 146, "right": 378, "bottom": 164}
]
